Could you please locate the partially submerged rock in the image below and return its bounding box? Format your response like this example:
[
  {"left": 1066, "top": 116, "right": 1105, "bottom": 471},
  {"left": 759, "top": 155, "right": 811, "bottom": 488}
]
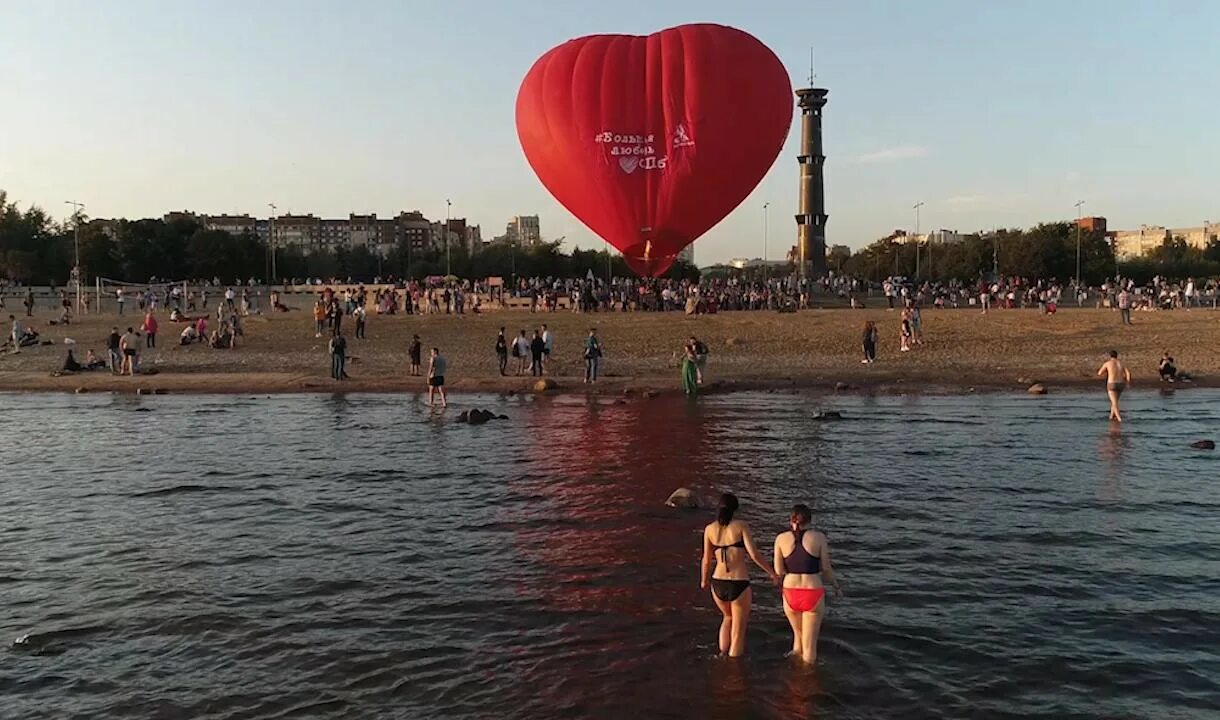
[
  {"left": 665, "top": 488, "right": 702, "bottom": 509},
  {"left": 533, "top": 378, "right": 557, "bottom": 392},
  {"left": 1027, "top": 383, "right": 1047, "bottom": 395},
  {"left": 1190, "top": 440, "right": 1215, "bottom": 450},
  {"left": 813, "top": 410, "right": 842, "bottom": 421},
  {"left": 456, "top": 408, "right": 503, "bottom": 425}
]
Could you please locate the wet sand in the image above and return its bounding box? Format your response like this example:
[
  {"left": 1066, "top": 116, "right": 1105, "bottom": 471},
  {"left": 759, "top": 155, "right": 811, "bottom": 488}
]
[{"left": 0, "top": 304, "right": 1212, "bottom": 395}]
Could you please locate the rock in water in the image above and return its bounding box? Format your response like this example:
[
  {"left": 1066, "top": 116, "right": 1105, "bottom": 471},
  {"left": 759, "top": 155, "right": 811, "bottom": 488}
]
[
  {"left": 813, "top": 410, "right": 842, "bottom": 421},
  {"left": 534, "top": 378, "right": 557, "bottom": 392},
  {"left": 468, "top": 409, "right": 495, "bottom": 425},
  {"left": 456, "top": 410, "right": 470, "bottom": 423},
  {"left": 1028, "top": 383, "right": 1048, "bottom": 395},
  {"left": 665, "top": 488, "right": 700, "bottom": 509},
  {"left": 1191, "top": 440, "right": 1215, "bottom": 450}
]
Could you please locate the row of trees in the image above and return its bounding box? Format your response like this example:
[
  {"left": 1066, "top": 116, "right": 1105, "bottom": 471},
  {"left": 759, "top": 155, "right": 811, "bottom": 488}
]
[
  {"left": 0, "top": 192, "right": 697, "bottom": 285},
  {"left": 835, "top": 222, "right": 1220, "bottom": 285},
  {"left": 836, "top": 223, "right": 1118, "bottom": 284}
]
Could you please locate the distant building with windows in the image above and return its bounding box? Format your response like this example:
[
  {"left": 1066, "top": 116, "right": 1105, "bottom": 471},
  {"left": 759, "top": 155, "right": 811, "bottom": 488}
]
[
  {"left": 504, "top": 215, "right": 542, "bottom": 246},
  {"left": 1111, "top": 223, "right": 1218, "bottom": 259}
]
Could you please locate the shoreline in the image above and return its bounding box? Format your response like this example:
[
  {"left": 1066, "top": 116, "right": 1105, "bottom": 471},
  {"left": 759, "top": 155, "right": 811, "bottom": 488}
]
[
  {"left": 1, "top": 307, "right": 1212, "bottom": 398},
  {"left": 0, "top": 369, "right": 1203, "bottom": 397}
]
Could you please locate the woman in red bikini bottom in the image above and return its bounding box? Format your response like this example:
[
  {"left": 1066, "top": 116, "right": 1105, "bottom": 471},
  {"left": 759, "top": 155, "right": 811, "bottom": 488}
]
[
  {"left": 773, "top": 504, "right": 842, "bottom": 664},
  {"left": 700, "top": 493, "right": 777, "bottom": 657}
]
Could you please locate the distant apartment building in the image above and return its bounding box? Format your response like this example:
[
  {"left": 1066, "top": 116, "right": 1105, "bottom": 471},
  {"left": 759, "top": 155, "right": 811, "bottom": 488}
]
[
  {"left": 397, "top": 211, "right": 432, "bottom": 253},
  {"left": 1112, "top": 223, "right": 1218, "bottom": 259},
  {"left": 504, "top": 215, "right": 542, "bottom": 246},
  {"left": 207, "top": 214, "right": 258, "bottom": 236},
  {"left": 272, "top": 215, "right": 320, "bottom": 249}
]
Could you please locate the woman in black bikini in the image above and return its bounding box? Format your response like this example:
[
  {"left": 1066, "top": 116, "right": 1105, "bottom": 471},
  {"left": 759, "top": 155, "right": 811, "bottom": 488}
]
[{"left": 700, "top": 493, "right": 777, "bottom": 657}]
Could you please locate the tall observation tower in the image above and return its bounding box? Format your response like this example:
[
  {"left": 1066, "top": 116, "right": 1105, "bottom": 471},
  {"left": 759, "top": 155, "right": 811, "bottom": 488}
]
[{"left": 795, "top": 86, "right": 829, "bottom": 278}]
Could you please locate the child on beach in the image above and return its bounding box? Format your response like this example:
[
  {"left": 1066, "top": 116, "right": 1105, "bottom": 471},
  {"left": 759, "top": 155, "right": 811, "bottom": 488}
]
[
  {"left": 900, "top": 309, "right": 913, "bottom": 352},
  {"left": 861, "top": 321, "right": 878, "bottom": 363}
]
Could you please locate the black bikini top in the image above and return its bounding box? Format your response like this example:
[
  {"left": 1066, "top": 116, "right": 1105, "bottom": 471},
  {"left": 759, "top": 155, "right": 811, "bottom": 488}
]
[
  {"left": 713, "top": 534, "right": 745, "bottom": 564},
  {"left": 783, "top": 529, "right": 821, "bottom": 575}
]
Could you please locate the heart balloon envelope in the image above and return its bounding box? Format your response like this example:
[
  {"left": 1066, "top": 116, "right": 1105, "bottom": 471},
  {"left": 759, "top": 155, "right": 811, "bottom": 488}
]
[{"left": 516, "top": 23, "right": 793, "bottom": 276}]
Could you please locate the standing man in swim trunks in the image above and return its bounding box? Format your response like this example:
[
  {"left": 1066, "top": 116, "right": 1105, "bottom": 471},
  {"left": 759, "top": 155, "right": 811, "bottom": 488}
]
[
  {"left": 427, "top": 347, "right": 447, "bottom": 408},
  {"left": 1097, "top": 350, "right": 1132, "bottom": 422}
]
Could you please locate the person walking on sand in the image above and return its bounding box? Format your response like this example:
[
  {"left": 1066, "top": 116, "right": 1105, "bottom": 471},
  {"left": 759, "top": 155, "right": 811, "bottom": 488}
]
[
  {"left": 773, "top": 504, "right": 842, "bottom": 665},
  {"left": 1117, "top": 288, "right": 1132, "bottom": 325},
  {"left": 861, "top": 321, "right": 878, "bottom": 364},
  {"left": 427, "top": 347, "right": 447, "bottom": 408},
  {"left": 541, "top": 324, "right": 554, "bottom": 373},
  {"left": 1098, "top": 350, "right": 1132, "bottom": 422},
  {"left": 120, "top": 326, "right": 139, "bottom": 375},
  {"left": 529, "top": 330, "right": 546, "bottom": 377},
  {"left": 328, "top": 332, "right": 347, "bottom": 380},
  {"left": 899, "top": 308, "right": 913, "bottom": 352},
  {"left": 141, "top": 310, "right": 158, "bottom": 348},
  {"left": 584, "top": 328, "right": 602, "bottom": 383},
  {"left": 495, "top": 327, "right": 508, "bottom": 376},
  {"left": 700, "top": 493, "right": 778, "bottom": 658},
  {"left": 408, "top": 334, "right": 422, "bottom": 376},
  {"left": 513, "top": 330, "right": 530, "bottom": 376}
]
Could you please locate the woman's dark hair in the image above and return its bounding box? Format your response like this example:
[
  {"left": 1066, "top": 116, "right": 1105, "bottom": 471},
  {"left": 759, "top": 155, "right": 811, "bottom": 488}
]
[
  {"left": 790, "top": 503, "right": 812, "bottom": 527},
  {"left": 717, "top": 493, "right": 739, "bottom": 526}
]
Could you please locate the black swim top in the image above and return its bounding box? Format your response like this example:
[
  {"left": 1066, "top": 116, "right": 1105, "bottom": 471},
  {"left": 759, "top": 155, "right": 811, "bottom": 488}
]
[
  {"left": 713, "top": 532, "right": 746, "bottom": 564},
  {"left": 783, "top": 529, "right": 821, "bottom": 575}
]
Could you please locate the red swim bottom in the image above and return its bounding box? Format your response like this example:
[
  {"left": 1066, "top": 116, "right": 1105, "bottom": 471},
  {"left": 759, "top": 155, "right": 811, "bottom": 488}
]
[{"left": 783, "top": 587, "right": 826, "bottom": 613}]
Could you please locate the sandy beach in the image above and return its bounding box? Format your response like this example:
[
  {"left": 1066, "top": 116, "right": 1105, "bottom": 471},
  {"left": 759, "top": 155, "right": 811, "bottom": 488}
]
[{"left": 0, "top": 303, "right": 1213, "bottom": 395}]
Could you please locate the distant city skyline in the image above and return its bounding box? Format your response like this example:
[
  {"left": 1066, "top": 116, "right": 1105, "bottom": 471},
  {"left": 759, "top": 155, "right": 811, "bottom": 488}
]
[{"left": 3, "top": 1, "right": 1218, "bottom": 263}]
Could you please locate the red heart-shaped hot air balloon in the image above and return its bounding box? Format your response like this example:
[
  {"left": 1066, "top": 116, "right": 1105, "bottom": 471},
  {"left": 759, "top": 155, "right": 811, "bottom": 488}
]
[{"left": 516, "top": 23, "right": 793, "bottom": 276}]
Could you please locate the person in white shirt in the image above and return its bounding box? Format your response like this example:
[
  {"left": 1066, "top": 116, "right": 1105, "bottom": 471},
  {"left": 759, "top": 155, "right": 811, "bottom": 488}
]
[
  {"left": 116, "top": 287, "right": 126, "bottom": 315},
  {"left": 541, "top": 324, "right": 554, "bottom": 372},
  {"left": 512, "top": 330, "right": 530, "bottom": 375}
]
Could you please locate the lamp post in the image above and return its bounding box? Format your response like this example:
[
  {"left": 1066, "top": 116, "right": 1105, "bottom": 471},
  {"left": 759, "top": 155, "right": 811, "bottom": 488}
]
[
  {"left": 267, "top": 203, "right": 277, "bottom": 283},
  {"left": 445, "top": 199, "right": 452, "bottom": 277},
  {"left": 64, "top": 201, "right": 84, "bottom": 313},
  {"left": 1074, "top": 200, "right": 1085, "bottom": 286},
  {"left": 912, "top": 201, "right": 924, "bottom": 278},
  {"left": 762, "top": 202, "right": 770, "bottom": 282}
]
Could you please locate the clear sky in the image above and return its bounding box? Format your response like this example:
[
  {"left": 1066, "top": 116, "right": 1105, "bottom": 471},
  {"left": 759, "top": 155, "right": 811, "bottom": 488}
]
[{"left": 2, "top": 0, "right": 1217, "bottom": 264}]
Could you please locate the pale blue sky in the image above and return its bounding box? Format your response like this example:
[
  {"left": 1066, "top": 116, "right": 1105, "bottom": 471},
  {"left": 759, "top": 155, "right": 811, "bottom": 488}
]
[{"left": 2, "top": 0, "right": 1217, "bottom": 263}]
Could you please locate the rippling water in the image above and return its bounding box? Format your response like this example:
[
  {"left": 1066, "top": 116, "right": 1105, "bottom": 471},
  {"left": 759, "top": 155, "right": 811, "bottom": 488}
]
[{"left": 3, "top": 389, "right": 1219, "bottom": 719}]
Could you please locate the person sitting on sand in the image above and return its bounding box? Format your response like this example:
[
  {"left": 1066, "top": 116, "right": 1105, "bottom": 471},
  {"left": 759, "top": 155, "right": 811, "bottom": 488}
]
[
  {"left": 83, "top": 349, "right": 106, "bottom": 370},
  {"left": 180, "top": 324, "right": 199, "bottom": 345},
  {"left": 1158, "top": 351, "right": 1178, "bottom": 382},
  {"left": 62, "top": 349, "right": 83, "bottom": 372}
]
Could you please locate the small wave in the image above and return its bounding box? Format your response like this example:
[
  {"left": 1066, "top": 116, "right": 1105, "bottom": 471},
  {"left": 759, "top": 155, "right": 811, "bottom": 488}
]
[{"left": 130, "top": 484, "right": 234, "bottom": 498}]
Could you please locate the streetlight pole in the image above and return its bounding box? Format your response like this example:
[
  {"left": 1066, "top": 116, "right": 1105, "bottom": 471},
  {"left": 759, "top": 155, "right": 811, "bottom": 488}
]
[
  {"left": 913, "top": 201, "right": 924, "bottom": 278},
  {"left": 1074, "top": 200, "right": 1085, "bottom": 286},
  {"left": 762, "top": 202, "right": 770, "bottom": 282},
  {"left": 64, "top": 201, "right": 84, "bottom": 313},
  {"left": 267, "top": 203, "right": 277, "bottom": 283},
  {"left": 445, "top": 199, "right": 452, "bottom": 277}
]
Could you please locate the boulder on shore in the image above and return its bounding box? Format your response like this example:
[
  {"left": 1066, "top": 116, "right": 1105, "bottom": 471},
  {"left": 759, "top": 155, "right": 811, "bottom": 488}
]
[
  {"left": 1027, "top": 383, "right": 1048, "bottom": 395},
  {"left": 1190, "top": 440, "right": 1215, "bottom": 450},
  {"left": 533, "top": 378, "right": 557, "bottom": 392}
]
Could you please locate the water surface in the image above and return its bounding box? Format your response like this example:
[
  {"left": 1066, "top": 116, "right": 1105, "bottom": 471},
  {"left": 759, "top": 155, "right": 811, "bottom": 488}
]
[{"left": 3, "top": 389, "right": 1218, "bottom": 719}]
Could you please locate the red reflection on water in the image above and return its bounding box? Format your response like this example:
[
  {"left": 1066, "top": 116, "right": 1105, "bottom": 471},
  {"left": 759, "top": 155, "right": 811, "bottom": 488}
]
[{"left": 508, "top": 395, "right": 715, "bottom": 616}]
